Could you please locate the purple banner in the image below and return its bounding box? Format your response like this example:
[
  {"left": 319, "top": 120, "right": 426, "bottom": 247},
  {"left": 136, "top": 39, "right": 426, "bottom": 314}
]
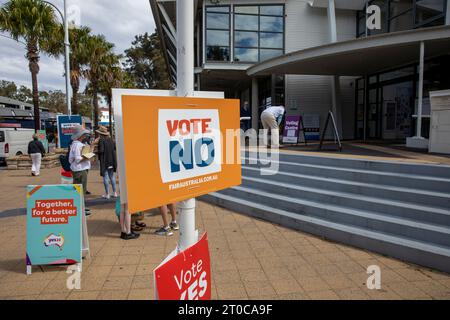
[{"left": 282, "top": 115, "right": 301, "bottom": 144}]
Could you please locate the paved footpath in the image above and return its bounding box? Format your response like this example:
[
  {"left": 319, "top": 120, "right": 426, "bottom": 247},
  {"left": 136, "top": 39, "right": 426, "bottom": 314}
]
[{"left": 0, "top": 166, "right": 449, "bottom": 300}]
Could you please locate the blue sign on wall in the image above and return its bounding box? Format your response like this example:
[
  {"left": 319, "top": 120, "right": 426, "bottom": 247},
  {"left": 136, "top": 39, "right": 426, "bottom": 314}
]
[{"left": 57, "top": 115, "right": 82, "bottom": 148}]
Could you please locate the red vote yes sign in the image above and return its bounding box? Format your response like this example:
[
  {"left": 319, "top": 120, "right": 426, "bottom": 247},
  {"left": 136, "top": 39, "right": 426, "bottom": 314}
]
[{"left": 154, "top": 233, "right": 211, "bottom": 300}]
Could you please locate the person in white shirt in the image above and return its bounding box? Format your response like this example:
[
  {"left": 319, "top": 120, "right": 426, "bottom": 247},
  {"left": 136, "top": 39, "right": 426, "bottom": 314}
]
[
  {"left": 260, "top": 105, "right": 285, "bottom": 147},
  {"left": 69, "top": 125, "right": 92, "bottom": 215}
]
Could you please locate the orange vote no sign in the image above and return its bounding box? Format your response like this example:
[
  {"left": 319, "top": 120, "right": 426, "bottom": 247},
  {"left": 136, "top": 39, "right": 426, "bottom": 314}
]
[{"left": 117, "top": 94, "right": 242, "bottom": 213}]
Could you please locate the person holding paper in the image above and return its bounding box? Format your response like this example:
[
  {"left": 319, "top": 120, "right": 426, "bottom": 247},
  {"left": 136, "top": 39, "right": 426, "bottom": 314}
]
[
  {"left": 260, "top": 105, "right": 285, "bottom": 147},
  {"left": 69, "top": 125, "right": 92, "bottom": 216}
]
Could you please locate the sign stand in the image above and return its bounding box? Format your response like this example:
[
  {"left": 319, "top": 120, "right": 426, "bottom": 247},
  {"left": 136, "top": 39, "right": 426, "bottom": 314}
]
[
  {"left": 318, "top": 110, "right": 342, "bottom": 152},
  {"left": 26, "top": 184, "right": 89, "bottom": 275},
  {"left": 81, "top": 196, "right": 90, "bottom": 260},
  {"left": 297, "top": 116, "right": 308, "bottom": 146}
]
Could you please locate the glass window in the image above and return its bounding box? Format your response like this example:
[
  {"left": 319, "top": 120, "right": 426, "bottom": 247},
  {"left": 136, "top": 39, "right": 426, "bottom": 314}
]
[
  {"left": 206, "top": 46, "right": 230, "bottom": 61},
  {"left": 420, "top": 16, "right": 445, "bottom": 27},
  {"left": 389, "top": 10, "right": 413, "bottom": 32},
  {"left": 235, "top": 31, "right": 258, "bottom": 47},
  {"left": 234, "top": 48, "right": 258, "bottom": 62},
  {"left": 390, "top": 0, "right": 413, "bottom": 17},
  {"left": 206, "top": 30, "right": 229, "bottom": 46},
  {"left": 379, "top": 67, "right": 414, "bottom": 82},
  {"left": 233, "top": 5, "right": 284, "bottom": 63},
  {"left": 234, "top": 6, "right": 258, "bottom": 14},
  {"left": 260, "top": 49, "right": 283, "bottom": 61},
  {"left": 207, "top": 12, "right": 229, "bottom": 29},
  {"left": 260, "top": 5, "right": 284, "bottom": 16},
  {"left": 415, "top": 0, "right": 445, "bottom": 25},
  {"left": 260, "top": 16, "right": 283, "bottom": 32},
  {"left": 206, "top": 6, "right": 229, "bottom": 13},
  {"left": 260, "top": 32, "right": 283, "bottom": 48},
  {"left": 234, "top": 14, "right": 259, "bottom": 31},
  {"left": 357, "top": 14, "right": 366, "bottom": 37},
  {"left": 206, "top": 6, "right": 230, "bottom": 62}
]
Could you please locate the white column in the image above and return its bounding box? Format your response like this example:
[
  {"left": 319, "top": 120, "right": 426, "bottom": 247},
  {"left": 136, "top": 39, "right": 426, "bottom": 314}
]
[
  {"left": 177, "top": 0, "right": 194, "bottom": 98},
  {"left": 251, "top": 77, "right": 259, "bottom": 130},
  {"left": 416, "top": 41, "right": 425, "bottom": 139},
  {"left": 177, "top": 0, "right": 197, "bottom": 252},
  {"left": 446, "top": 0, "right": 450, "bottom": 25},
  {"left": 327, "top": 0, "right": 343, "bottom": 138},
  {"left": 327, "top": 0, "right": 337, "bottom": 43}
]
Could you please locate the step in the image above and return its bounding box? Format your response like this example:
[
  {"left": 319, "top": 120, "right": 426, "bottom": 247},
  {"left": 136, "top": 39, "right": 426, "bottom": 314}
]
[
  {"left": 241, "top": 175, "right": 450, "bottom": 226},
  {"left": 221, "top": 186, "right": 450, "bottom": 247},
  {"left": 242, "top": 158, "right": 450, "bottom": 192},
  {"left": 200, "top": 192, "right": 450, "bottom": 274},
  {"left": 242, "top": 166, "right": 450, "bottom": 209},
  {"left": 243, "top": 151, "right": 450, "bottom": 179}
]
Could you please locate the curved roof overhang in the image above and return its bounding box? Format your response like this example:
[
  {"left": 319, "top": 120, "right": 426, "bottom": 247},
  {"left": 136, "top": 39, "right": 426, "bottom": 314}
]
[{"left": 247, "top": 25, "right": 450, "bottom": 77}]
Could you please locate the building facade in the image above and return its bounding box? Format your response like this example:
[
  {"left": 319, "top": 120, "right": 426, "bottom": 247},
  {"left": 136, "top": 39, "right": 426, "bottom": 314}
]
[{"left": 150, "top": 0, "right": 450, "bottom": 142}]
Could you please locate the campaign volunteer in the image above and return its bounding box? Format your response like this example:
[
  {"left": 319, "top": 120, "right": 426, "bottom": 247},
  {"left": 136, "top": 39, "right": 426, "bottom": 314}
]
[
  {"left": 260, "top": 105, "right": 285, "bottom": 147},
  {"left": 69, "top": 125, "right": 92, "bottom": 216}
]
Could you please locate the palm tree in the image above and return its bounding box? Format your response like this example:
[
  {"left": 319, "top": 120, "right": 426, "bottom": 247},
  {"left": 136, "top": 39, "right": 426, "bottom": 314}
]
[
  {"left": 0, "top": 0, "right": 58, "bottom": 131},
  {"left": 84, "top": 34, "right": 114, "bottom": 129},
  {"left": 99, "top": 55, "right": 136, "bottom": 133},
  {"left": 98, "top": 54, "right": 121, "bottom": 133},
  {"left": 48, "top": 25, "right": 92, "bottom": 115},
  {"left": 69, "top": 27, "right": 91, "bottom": 115}
]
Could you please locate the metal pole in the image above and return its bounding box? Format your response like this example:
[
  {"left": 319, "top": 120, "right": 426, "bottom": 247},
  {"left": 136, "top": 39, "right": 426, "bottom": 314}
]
[
  {"left": 176, "top": 0, "right": 196, "bottom": 252},
  {"left": 63, "top": 0, "right": 72, "bottom": 116},
  {"left": 416, "top": 41, "right": 425, "bottom": 138}
]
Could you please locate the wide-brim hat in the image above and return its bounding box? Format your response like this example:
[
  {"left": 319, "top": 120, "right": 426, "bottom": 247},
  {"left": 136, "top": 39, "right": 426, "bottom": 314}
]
[
  {"left": 71, "top": 125, "right": 90, "bottom": 141},
  {"left": 95, "top": 125, "right": 110, "bottom": 136}
]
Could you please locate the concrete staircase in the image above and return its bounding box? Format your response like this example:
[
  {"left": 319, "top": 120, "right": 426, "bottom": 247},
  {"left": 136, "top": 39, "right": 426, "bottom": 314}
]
[{"left": 200, "top": 150, "right": 450, "bottom": 273}]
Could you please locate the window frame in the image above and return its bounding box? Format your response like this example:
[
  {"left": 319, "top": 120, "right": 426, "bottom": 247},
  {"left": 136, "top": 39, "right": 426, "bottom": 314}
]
[
  {"left": 233, "top": 3, "right": 285, "bottom": 64},
  {"left": 355, "top": 0, "right": 447, "bottom": 38},
  {"left": 205, "top": 5, "right": 231, "bottom": 62}
]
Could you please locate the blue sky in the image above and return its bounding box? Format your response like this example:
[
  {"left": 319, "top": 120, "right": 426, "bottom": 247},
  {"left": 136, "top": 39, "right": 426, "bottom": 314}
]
[{"left": 0, "top": 0, "right": 156, "bottom": 92}]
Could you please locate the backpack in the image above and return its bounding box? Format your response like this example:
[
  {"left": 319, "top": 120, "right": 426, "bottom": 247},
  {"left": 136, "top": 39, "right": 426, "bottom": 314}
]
[{"left": 59, "top": 141, "right": 73, "bottom": 172}]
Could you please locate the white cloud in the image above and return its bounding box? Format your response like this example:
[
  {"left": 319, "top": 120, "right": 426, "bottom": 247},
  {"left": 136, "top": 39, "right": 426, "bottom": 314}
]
[{"left": 0, "top": 0, "right": 156, "bottom": 92}]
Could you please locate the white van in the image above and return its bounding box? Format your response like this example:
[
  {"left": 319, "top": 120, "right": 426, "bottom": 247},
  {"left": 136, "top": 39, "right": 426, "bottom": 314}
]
[{"left": 0, "top": 128, "right": 35, "bottom": 163}]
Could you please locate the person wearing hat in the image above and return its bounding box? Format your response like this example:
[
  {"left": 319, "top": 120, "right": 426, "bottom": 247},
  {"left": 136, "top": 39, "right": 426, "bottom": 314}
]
[
  {"left": 95, "top": 125, "right": 118, "bottom": 199},
  {"left": 28, "top": 133, "right": 45, "bottom": 176},
  {"left": 69, "top": 125, "right": 92, "bottom": 216}
]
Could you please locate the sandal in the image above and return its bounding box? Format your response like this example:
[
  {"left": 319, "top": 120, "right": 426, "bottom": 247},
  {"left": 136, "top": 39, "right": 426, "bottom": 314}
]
[
  {"left": 135, "top": 221, "right": 146, "bottom": 228},
  {"left": 131, "top": 224, "right": 143, "bottom": 232}
]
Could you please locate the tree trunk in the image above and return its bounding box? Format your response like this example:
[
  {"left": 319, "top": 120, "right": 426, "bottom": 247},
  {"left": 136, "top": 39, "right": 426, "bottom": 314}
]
[
  {"left": 92, "top": 85, "right": 99, "bottom": 130},
  {"left": 71, "top": 76, "right": 79, "bottom": 115},
  {"left": 27, "top": 43, "right": 40, "bottom": 132}
]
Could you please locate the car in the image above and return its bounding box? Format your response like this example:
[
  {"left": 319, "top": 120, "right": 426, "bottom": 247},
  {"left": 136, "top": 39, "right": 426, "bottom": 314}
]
[{"left": 0, "top": 127, "right": 35, "bottom": 164}]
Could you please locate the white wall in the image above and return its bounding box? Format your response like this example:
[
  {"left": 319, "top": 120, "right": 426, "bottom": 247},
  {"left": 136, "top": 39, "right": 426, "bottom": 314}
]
[{"left": 285, "top": 0, "right": 357, "bottom": 139}]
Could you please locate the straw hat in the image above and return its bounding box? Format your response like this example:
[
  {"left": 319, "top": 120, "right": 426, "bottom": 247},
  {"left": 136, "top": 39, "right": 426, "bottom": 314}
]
[
  {"left": 71, "top": 125, "right": 90, "bottom": 141},
  {"left": 95, "top": 125, "right": 110, "bottom": 136}
]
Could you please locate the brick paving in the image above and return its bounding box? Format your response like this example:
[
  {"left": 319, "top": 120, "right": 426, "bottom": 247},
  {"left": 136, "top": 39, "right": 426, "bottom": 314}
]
[{"left": 0, "top": 166, "right": 450, "bottom": 300}]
